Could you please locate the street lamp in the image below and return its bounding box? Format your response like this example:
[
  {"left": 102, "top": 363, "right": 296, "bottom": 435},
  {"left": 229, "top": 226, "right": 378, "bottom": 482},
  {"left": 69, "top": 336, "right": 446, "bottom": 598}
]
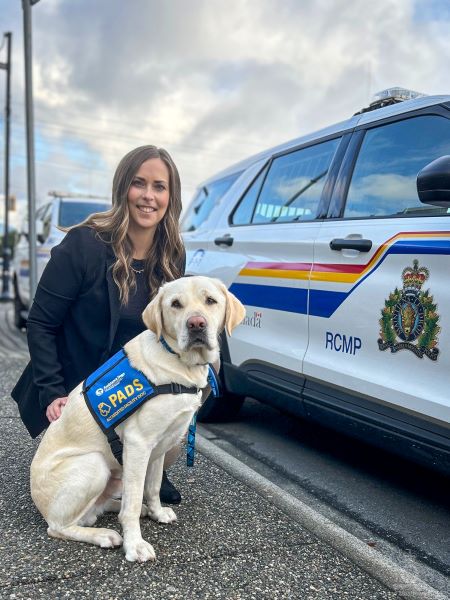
[
  {"left": 22, "top": 0, "right": 41, "bottom": 303},
  {"left": 0, "top": 32, "right": 12, "bottom": 301}
]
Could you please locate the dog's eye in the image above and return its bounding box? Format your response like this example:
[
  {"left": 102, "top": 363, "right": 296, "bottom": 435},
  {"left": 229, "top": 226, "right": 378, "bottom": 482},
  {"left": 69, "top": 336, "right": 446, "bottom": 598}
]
[
  {"left": 205, "top": 296, "right": 217, "bottom": 305},
  {"left": 171, "top": 299, "right": 182, "bottom": 309}
]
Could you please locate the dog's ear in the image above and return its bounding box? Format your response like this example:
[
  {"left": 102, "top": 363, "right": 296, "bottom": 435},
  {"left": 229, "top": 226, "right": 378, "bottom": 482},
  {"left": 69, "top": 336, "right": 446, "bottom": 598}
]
[
  {"left": 218, "top": 282, "right": 246, "bottom": 335},
  {"left": 142, "top": 292, "right": 163, "bottom": 339}
]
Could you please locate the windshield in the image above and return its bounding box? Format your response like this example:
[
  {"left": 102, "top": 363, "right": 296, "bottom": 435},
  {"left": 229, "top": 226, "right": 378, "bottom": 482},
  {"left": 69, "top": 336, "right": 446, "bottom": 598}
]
[{"left": 58, "top": 201, "right": 110, "bottom": 227}]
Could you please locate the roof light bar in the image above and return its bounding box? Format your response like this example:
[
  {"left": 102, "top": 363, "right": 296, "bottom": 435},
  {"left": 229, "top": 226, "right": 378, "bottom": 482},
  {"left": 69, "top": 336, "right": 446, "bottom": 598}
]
[
  {"left": 373, "top": 87, "right": 426, "bottom": 102},
  {"left": 355, "top": 87, "right": 427, "bottom": 115}
]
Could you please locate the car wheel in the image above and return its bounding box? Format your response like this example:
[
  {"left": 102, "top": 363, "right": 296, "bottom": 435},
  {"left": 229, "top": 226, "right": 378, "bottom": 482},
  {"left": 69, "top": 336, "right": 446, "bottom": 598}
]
[
  {"left": 197, "top": 390, "right": 245, "bottom": 422},
  {"left": 197, "top": 364, "right": 245, "bottom": 422},
  {"left": 13, "top": 285, "right": 27, "bottom": 330}
]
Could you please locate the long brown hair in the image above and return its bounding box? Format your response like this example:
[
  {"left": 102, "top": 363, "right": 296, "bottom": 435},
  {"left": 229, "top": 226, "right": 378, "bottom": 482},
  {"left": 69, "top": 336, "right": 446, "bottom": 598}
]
[{"left": 79, "top": 145, "right": 185, "bottom": 304}]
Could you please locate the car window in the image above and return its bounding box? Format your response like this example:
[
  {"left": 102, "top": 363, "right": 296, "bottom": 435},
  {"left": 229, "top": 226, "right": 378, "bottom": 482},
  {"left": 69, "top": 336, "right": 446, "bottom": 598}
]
[
  {"left": 231, "top": 164, "right": 269, "bottom": 225},
  {"left": 58, "top": 201, "right": 109, "bottom": 227},
  {"left": 344, "top": 115, "right": 450, "bottom": 218},
  {"left": 35, "top": 203, "right": 50, "bottom": 221},
  {"left": 34, "top": 202, "right": 52, "bottom": 240},
  {"left": 181, "top": 172, "right": 242, "bottom": 232},
  {"left": 233, "top": 138, "right": 340, "bottom": 225}
]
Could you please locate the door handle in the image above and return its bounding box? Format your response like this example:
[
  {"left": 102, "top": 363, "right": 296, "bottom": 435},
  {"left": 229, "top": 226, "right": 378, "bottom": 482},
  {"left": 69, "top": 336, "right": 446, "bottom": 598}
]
[
  {"left": 330, "top": 238, "right": 372, "bottom": 252},
  {"left": 214, "top": 235, "right": 234, "bottom": 247}
]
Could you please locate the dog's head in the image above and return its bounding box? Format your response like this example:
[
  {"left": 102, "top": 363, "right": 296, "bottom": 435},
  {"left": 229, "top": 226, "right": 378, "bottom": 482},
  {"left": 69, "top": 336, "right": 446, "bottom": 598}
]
[{"left": 142, "top": 276, "right": 245, "bottom": 363}]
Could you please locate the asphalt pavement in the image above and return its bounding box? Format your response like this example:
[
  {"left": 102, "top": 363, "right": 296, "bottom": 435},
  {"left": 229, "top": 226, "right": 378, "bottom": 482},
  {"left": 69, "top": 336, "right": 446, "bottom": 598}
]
[{"left": 0, "top": 353, "right": 447, "bottom": 599}]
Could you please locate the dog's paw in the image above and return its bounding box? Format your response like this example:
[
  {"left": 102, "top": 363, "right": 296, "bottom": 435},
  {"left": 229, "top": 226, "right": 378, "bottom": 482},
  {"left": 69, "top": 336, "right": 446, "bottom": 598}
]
[
  {"left": 124, "top": 539, "right": 156, "bottom": 563},
  {"left": 147, "top": 506, "right": 177, "bottom": 524},
  {"left": 93, "top": 528, "right": 123, "bottom": 548},
  {"left": 140, "top": 504, "right": 149, "bottom": 518}
]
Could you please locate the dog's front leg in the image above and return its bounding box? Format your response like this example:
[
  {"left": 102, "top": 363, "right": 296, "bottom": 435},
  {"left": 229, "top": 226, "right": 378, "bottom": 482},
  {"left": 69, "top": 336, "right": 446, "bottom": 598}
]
[
  {"left": 119, "top": 442, "right": 156, "bottom": 563},
  {"left": 144, "top": 455, "right": 177, "bottom": 524}
]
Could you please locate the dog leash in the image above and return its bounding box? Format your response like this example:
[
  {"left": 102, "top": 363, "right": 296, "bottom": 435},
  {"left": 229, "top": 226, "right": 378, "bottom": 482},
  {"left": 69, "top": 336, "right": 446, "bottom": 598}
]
[
  {"left": 159, "top": 336, "right": 220, "bottom": 467},
  {"left": 187, "top": 413, "right": 197, "bottom": 467}
]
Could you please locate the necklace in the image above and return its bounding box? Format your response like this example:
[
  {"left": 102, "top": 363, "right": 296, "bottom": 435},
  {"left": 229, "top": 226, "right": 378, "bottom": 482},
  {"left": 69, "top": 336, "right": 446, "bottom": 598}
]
[
  {"left": 131, "top": 259, "right": 145, "bottom": 275},
  {"left": 131, "top": 266, "right": 145, "bottom": 274}
]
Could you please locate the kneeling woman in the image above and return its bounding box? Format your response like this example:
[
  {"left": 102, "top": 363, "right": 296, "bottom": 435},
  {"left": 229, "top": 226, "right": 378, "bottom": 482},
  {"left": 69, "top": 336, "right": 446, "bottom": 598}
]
[{"left": 13, "top": 145, "right": 186, "bottom": 503}]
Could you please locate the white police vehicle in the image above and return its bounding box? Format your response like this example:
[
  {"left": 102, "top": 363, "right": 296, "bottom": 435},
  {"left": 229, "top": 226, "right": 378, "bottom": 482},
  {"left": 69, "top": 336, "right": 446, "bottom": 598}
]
[
  {"left": 13, "top": 193, "right": 110, "bottom": 329},
  {"left": 182, "top": 89, "right": 450, "bottom": 474}
]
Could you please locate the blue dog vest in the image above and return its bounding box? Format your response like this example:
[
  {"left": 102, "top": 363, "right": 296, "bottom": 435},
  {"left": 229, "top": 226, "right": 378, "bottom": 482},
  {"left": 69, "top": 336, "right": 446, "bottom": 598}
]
[{"left": 83, "top": 348, "right": 219, "bottom": 466}]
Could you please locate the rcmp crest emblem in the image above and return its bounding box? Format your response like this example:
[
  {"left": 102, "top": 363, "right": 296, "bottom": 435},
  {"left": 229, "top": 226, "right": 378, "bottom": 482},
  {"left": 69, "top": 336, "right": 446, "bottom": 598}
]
[{"left": 378, "top": 260, "right": 440, "bottom": 361}]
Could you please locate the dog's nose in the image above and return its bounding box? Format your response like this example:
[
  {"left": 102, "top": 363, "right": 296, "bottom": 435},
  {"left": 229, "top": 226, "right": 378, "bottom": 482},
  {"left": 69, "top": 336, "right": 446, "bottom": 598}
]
[{"left": 187, "top": 315, "right": 207, "bottom": 330}]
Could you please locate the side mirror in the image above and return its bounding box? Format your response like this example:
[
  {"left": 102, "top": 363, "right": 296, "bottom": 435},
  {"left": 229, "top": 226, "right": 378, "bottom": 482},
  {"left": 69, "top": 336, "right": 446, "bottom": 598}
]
[{"left": 417, "top": 156, "right": 450, "bottom": 207}]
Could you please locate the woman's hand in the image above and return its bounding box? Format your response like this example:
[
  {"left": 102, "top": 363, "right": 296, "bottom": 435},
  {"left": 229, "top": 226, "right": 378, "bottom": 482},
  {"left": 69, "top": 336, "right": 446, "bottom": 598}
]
[{"left": 46, "top": 397, "right": 68, "bottom": 422}]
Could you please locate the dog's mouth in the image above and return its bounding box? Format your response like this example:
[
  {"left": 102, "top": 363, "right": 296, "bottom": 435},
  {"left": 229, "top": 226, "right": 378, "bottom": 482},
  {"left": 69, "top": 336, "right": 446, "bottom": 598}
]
[{"left": 186, "top": 330, "right": 212, "bottom": 350}]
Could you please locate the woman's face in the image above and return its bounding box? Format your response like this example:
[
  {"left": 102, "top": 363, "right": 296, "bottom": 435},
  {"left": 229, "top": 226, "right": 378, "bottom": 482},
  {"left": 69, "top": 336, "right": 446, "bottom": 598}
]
[{"left": 127, "top": 158, "right": 170, "bottom": 235}]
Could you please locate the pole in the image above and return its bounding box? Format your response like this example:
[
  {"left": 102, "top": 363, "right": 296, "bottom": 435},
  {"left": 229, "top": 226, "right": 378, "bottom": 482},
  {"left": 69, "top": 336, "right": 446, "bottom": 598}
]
[
  {"left": 22, "top": 0, "right": 38, "bottom": 303},
  {"left": 1, "top": 32, "right": 12, "bottom": 300}
]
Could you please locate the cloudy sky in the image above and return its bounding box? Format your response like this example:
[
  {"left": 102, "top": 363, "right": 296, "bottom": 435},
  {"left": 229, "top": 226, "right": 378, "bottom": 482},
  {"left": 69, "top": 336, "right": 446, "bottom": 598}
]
[{"left": 0, "top": 0, "right": 449, "bottom": 221}]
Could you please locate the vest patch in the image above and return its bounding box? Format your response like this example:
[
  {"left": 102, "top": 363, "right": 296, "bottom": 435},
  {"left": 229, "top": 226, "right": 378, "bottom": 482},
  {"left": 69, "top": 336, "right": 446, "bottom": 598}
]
[{"left": 83, "top": 349, "right": 155, "bottom": 431}]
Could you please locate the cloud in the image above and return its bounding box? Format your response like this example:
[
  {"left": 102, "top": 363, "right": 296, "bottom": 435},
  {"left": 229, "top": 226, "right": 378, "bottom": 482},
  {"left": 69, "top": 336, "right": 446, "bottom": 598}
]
[{"left": 0, "top": 0, "right": 449, "bottom": 216}]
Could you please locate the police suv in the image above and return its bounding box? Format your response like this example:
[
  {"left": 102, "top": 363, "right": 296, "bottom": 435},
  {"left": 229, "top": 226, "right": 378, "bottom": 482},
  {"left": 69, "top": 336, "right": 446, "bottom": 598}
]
[
  {"left": 182, "top": 88, "right": 450, "bottom": 474},
  {"left": 13, "top": 193, "right": 110, "bottom": 329}
]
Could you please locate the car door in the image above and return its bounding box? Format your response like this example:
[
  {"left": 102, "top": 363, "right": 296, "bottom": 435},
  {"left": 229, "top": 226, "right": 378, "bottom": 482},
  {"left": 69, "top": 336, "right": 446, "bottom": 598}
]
[
  {"left": 210, "top": 136, "right": 344, "bottom": 374},
  {"left": 304, "top": 110, "right": 450, "bottom": 425}
]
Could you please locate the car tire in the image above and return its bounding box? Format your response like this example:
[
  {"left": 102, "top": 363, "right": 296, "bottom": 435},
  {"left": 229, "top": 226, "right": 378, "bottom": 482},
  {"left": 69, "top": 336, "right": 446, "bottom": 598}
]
[
  {"left": 197, "top": 363, "right": 245, "bottom": 422},
  {"left": 13, "top": 283, "right": 27, "bottom": 330},
  {"left": 197, "top": 390, "right": 245, "bottom": 422}
]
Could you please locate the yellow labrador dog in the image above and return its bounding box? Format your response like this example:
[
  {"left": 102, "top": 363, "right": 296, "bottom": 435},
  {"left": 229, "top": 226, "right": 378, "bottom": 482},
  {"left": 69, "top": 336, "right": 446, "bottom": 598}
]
[{"left": 30, "top": 276, "right": 245, "bottom": 562}]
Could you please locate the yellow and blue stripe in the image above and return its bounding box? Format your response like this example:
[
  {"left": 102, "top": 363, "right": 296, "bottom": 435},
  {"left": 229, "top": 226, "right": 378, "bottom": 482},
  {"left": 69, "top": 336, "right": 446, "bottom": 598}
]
[{"left": 229, "top": 231, "right": 450, "bottom": 318}]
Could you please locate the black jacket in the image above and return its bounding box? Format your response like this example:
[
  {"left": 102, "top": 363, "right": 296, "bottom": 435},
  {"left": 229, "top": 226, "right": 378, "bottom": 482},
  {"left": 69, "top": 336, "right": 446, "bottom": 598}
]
[{"left": 11, "top": 226, "right": 184, "bottom": 438}]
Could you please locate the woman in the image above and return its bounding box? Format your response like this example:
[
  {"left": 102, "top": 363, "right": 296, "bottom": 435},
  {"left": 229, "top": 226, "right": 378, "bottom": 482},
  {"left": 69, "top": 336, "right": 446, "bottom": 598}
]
[{"left": 12, "top": 145, "right": 186, "bottom": 504}]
